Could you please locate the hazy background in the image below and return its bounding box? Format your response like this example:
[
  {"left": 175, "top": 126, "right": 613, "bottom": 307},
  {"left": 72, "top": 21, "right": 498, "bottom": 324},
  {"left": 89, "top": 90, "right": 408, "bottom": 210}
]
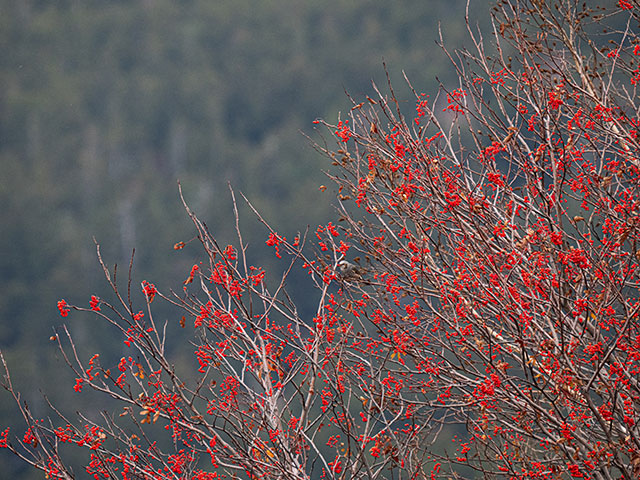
[{"left": 0, "top": 1, "right": 479, "bottom": 477}]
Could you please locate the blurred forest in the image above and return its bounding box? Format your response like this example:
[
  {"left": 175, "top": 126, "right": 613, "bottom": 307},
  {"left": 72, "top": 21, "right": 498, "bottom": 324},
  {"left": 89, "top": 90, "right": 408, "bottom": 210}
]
[{"left": 0, "top": 0, "right": 475, "bottom": 477}]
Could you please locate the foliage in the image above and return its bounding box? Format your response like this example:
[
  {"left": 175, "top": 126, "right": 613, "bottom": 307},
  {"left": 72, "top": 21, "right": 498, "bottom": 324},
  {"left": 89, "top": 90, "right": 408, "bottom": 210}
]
[
  {"left": 4, "top": 0, "right": 640, "bottom": 479},
  {"left": 0, "top": 4, "right": 468, "bottom": 477},
  {"left": 0, "top": 0, "right": 468, "bottom": 422}
]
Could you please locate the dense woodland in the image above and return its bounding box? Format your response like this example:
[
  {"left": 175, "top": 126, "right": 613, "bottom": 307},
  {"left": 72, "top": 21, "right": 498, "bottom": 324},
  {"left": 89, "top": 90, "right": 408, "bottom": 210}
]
[{"left": 0, "top": 1, "right": 471, "bottom": 478}]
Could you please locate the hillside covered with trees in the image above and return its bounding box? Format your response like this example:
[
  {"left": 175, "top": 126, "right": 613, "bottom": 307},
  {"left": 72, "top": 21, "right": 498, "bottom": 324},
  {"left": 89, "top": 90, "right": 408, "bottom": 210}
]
[{"left": 1, "top": 1, "right": 471, "bottom": 478}]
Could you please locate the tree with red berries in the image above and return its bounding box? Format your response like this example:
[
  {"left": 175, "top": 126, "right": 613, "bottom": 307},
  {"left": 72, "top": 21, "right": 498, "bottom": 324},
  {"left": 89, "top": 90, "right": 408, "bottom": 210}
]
[{"left": 4, "top": 0, "right": 640, "bottom": 478}]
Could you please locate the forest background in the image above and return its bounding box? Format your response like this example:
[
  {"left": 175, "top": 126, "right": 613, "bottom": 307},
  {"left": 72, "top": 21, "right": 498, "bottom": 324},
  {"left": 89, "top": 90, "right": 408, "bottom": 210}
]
[{"left": 0, "top": 1, "right": 478, "bottom": 478}]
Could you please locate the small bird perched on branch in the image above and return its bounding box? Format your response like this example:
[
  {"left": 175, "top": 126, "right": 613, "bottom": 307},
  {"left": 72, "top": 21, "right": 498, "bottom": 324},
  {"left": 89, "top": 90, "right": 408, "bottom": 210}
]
[{"left": 336, "top": 259, "right": 364, "bottom": 281}]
